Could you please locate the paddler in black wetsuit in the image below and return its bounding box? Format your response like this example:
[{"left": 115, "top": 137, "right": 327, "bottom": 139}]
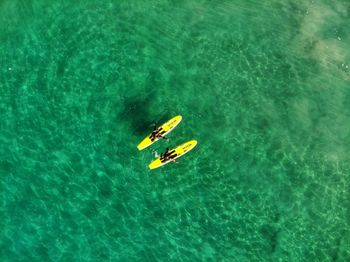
[
  {"left": 149, "top": 124, "right": 169, "bottom": 141},
  {"left": 160, "top": 148, "right": 177, "bottom": 163},
  {"left": 149, "top": 126, "right": 161, "bottom": 141}
]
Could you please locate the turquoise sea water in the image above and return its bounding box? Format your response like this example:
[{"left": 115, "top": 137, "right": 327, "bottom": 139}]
[{"left": 1, "top": 0, "right": 350, "bottom": 261}]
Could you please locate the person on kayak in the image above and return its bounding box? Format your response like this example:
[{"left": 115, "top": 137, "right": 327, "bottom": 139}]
[
  {"left": 150, "top": 125, "right": 169, "bottom": 141},
  {"left": 160, "top": 148, "right": 177, "bottom": 162},
  {"left": 149, "top": 127, "right": 161, "bottom": 141}
]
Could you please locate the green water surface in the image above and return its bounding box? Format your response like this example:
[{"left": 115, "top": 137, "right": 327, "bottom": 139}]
[{"left": 1, "top": 0, "right": 350, "bottom": 261}]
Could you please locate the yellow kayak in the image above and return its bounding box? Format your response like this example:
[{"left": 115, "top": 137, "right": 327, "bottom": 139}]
[
  {"left": 137, "top": 115, "right": 182, "bottom": 151},
  {"left": 149, "top": 140, "right": 198, "bottom": 170}
]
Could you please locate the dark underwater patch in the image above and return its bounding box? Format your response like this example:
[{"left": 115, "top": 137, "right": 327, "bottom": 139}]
[{"left": 118, "top": 95, "right": 154, "bottom": 136}]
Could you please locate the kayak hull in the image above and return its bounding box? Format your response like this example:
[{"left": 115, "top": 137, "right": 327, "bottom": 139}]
[
  {"left": 137, "top": 115, "right": 182, "bottom": 151},
  {"left": 149, "top": 140, "right": 198, "bottom": 169}
]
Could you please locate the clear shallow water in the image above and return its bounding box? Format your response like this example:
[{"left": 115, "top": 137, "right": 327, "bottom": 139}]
[{"left": 1, "top": 0, "right": 350, "bottom": 261}]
